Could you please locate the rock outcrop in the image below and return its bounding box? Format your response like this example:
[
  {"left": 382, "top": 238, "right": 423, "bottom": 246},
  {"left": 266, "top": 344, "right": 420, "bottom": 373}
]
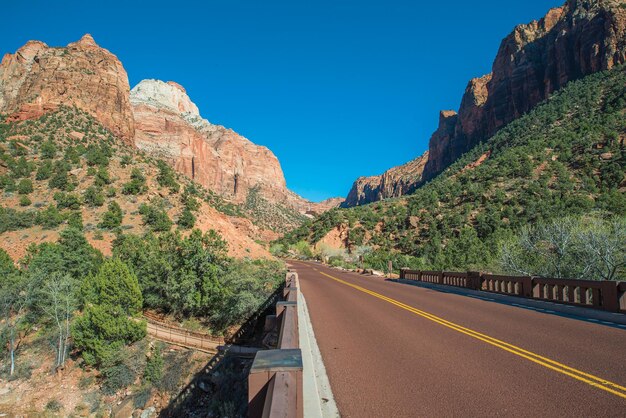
[
  {"left": 424, "top": 0, "right": 626, "bottom": 181},
  {"left": 132, "top": 79, "right": 287, "bottom": 203},
  {"left": 343, "top": 152, "right": 428, "bottom": 207},
  {"left": 0, "top": 34, "right": 134, "bottom": 144},
  {"left": 343, "top": 0, "right": 626, "bottom": 207},
  {"left": 132, "top": 79, "right": 337, "bottom": 215}
]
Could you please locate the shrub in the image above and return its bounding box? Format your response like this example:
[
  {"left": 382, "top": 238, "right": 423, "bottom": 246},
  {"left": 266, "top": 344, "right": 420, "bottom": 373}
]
[
  {"left": 17, "top": 179, "right": 33, "bottom": 195},
  {"left": 85, "top": 144, "right": 110, "bottom": 167},
  {"left": 156, "top": 160, "right": 180, "bottom": 193},
  {"left": 122, "top": 168, "right": 147, "bottom": 195},
  {"left": 94, "top": 167, "right": 111, "bottom": 187},
  {"left": 48, "top": 161, "right": 71, "bottom": 190},
  {"left": 35, "top": 205, "right": 64, "bottom": 229},
  {"left": 139, "top": 202, "right": 172, "bottom": 232},
  {"left": 83, "top": 186, "right": 104, "bottom": 207},
  {"left": 143, "top": 344, "right": 163, "bottom": 384},
  {"left": 35, "top": 160, "right": 53, "bottom": 180},
  {"left": 19, "top": 196, "right": 31, "bottom": 206},
  {"left": 67, "top": 211, "right": 84, "bottom": 229},
  {"left": 40, "top": 140, "right": 57, "bottom": 159},
  {"left": 54, "top": 192, "right": 82, "bottom": 210},
  {"left": 99, "top": 201, "right": 123, "bottom": 229},
  {"left": 177, "top": 208, "right": 195, "bottom": 229},
  {"left": 45, "top": 399, "right": 63, "bottom": 412}
]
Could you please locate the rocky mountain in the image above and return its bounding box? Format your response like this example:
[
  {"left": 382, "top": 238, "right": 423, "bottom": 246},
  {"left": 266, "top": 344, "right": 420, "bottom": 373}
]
[
  {"left": 342, "top": 152, "right": 429, "bottom": 207},
  {"left": 131, "top": 79, "right": 287, "bottom": 203},
  {"left": 343, "top": 0, "right": 626, "bottom": 207},
  {"left": 0, "top": 34, "right": 134, "bottom": 144},
  {"left": 131, "top": 79, "right": 342, "bottom": 223},
  {"left": 0, "top": 34, "right": 341, "bottom": 240}
]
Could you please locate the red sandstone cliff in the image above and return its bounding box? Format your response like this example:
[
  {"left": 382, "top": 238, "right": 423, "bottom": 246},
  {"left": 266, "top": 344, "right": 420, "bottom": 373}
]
[
  {"left": 131, "top": 79, "right": 341, "bottom": 213},
  {"left": 0, "top": 34, "right": 134, "bottom": 144},
  {"left": 343, "top": 0, "right": 626, "bottom": 207}
]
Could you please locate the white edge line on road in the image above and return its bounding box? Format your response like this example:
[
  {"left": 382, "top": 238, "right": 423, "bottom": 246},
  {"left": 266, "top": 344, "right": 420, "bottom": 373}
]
[{"left": 298, "top": 288, "right": 341, "bottom": 418}]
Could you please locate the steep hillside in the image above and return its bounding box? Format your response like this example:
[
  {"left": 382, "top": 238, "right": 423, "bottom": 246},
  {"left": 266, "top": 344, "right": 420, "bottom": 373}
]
[
  {"left": 279, "top": 66, "right": 626, "bottom": 271},
  {"left": 0, "top": 107, "right": 274, "bottom": 259},
  {"left": 343, "top": 0, "right": 626, "bottom": 207}
]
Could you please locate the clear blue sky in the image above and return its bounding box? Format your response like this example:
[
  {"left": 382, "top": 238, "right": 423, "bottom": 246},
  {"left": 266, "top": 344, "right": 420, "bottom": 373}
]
[{"left": 2, "top": 0, "right": 559, "bottom": 201}]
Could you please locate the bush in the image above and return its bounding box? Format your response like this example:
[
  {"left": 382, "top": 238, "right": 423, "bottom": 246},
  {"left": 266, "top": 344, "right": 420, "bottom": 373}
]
[
  {"left": 35, "top": 160, "right": 53, "bottom": 180},
  {"left": 83, "top": 186, "right": 104, "bottom": 207},
  {"left": 99, "top": 201, "right": 123, "bottom": 229},
  {"left": 0, "top": 206, "right": 35, "bottom": 232},
  {"left": 94, "top": 167, "right": 111, "bottom": 187},
  {"left": 40, "top": 140, "right": 57, "bottom": 159},
  {"left": 85, "top": 144, "right": 110, "bottom": 167},
  {"left": 35, "top": 205, "right": 64, "bottom": 229},
  {"left": 19, "top": 196, "right": 31, "bottom": 206},
  {"left": 48, "top": 161, "right": 71, "bottom": 190},
  {"left": 139, "top": 202, "right": 172, "bottom": 232},
  {"left": 122, "top": 168, "right": 147, "bottom": 195},
  {"left": 54, "top": 192, "right": 82, "bottom": 210},
  {"left": 45, "top": 399, "right": 63, "bottom": 412},
  {"left": 17, "top": 179, "right": 33, "bottom": 195},
  {"left": 156, "top": 160, "right": 180, "bottom": 193},
  {"left": 143, "top": 344, "right": 163, "bottom": 384},
  {"left": 177, "top": 208, "right": 195, "bottom": 229}
]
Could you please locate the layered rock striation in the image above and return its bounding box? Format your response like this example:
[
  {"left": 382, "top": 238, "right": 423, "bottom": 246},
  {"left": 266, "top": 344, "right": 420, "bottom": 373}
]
[{"left": 0, "top": 34, "right": 135, "bottom": 144}]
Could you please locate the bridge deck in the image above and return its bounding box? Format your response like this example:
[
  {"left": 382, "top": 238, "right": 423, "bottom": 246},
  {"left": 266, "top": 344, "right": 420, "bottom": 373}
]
[{"left": 292, "top": 260, "right": 626, "bottom": 417}]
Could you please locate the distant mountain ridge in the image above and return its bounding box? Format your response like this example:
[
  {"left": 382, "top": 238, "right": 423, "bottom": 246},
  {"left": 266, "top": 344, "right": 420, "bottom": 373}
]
[{"left": 342, "top": 0, "right": 626, "bottom": 207}]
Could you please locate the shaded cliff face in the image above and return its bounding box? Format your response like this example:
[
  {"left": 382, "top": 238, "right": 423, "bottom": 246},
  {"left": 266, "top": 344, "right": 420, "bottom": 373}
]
[
  {"left": 343, "top": 0, "right": 626, "bottom": 207},
  {"left": 132, "top": 79, "right": 287, "bottom": 203},
  {"left": 343, "top": 151, "right": 429, "bottom": 207},
  {"left": 0, "top": 34, "right": 134, "bottom": 144},
  {"left": 424, "top": 0, "right": 626, "bottom": 179}
]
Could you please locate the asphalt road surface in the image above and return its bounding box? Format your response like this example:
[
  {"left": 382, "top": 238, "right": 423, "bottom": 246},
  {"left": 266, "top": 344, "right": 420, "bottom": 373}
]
[{"left": 290, "top": 260, "right": 626, "bottom": 417}]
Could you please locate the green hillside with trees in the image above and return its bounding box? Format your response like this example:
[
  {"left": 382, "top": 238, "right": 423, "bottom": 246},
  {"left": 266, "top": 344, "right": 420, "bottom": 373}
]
[{"left": 276, "top": 66, "right": 626, "bottom": 279}]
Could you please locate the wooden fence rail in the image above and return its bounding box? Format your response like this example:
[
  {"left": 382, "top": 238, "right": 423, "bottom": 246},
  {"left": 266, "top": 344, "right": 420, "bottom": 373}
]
[{"left": 400, "top": 269, "right": 626, "bottom": 314}]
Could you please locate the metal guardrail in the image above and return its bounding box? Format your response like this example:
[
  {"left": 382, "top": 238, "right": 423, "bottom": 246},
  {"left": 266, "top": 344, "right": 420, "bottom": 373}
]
[
  {"left": 248, "top": 272, "right": 303, "bottom": 418},
  {"left": 400, "top": 269, "right": 626, "bottom": 313}
]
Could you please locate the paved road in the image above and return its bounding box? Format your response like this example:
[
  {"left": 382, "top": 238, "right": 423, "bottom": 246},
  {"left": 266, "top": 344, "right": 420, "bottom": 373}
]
[{"left": 291, "top": 260, "right": 626, "bottom": 417}]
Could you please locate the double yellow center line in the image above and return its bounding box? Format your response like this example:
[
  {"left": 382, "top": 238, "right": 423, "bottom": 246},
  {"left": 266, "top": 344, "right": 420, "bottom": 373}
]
[{"left": 317, "top": 270, "right": 626, "bottom": 400}]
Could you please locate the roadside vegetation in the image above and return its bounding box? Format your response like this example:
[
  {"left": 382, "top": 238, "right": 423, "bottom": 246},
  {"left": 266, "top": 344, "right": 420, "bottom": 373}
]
[
  {"left": 276, "top": 66, "right": 626, "bottom": 280},
  {"left": 0, "top": 107, "right": 286, "bottom": 415}
]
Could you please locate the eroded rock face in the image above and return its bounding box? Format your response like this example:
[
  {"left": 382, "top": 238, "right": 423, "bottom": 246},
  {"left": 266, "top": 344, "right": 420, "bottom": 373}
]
[
  {"left": 0, "top": 34, "right": 135, "bottom": 144},
  {"left": 343, "top": 152, "right": 429, "bottom": 207},
  {"left": 343, "top": 0, "right": 626, "bottom": 207},
  {"left": 424, "top": 0, "right": 626, "bottom": 180},
  {"left": 132, "top": 79, "right": 294, "bottom": 205}
]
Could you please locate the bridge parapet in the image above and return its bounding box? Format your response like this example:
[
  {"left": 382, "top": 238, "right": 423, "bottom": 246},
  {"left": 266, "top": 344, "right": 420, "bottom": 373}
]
[
  {"left": 400, "top": 269, "right": 626, "bottom": 313},
  {"left": 248, "top": 272, "right": 303, "bottom": 418}
]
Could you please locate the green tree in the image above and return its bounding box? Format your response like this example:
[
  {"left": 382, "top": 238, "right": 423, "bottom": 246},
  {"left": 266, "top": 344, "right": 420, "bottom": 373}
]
[
  {"left": 73, "top": 259, "right": 146, "bottom": 366},
  {"left": 99, "top": 201, "right": 123, "bottom": 229}
]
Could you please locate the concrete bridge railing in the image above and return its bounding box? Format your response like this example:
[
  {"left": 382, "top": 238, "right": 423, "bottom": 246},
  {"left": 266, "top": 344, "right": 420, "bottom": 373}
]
[
  {"left": 400, "top": 269, "right": 626, "bottom": 313},
  {"left": 248, "top": 272, "right": 303, "bottom": 418}
]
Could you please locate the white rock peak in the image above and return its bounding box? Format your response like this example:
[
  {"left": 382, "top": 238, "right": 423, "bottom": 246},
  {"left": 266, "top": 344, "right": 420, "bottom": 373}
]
[{"left": 130, "top": 79, "right": 201, "bottom": 117}]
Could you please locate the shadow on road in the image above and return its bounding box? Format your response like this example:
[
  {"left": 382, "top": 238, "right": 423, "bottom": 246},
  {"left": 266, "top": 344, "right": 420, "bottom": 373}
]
[{"left": 158, "top": 286, "right": 283, "bottom": 418}]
